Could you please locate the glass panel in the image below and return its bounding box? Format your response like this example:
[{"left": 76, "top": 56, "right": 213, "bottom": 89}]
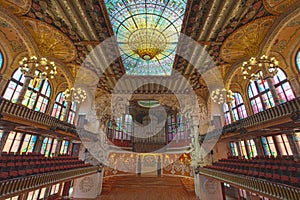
[
  {"left": 3, "top": 132, "right": 15, "bottom": 152},
  {"left": 282, "top": 134, "right": 293, "bottom": 155},
  {"left": 10, "top": 132, "right": 23, "bottom": 153},
  {"left": 261, "top": 136, "right": 270, "bottom": 156},
  {"left": 267, "top": 136, "right": 277, "bottom": 157}
]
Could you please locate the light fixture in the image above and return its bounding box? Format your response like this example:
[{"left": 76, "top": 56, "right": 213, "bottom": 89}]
[
  {"left": 128, "top": 28, "right": 167, "bottom": 61},
  {"left": 19, "top": 56, "right": 57, "bottom": 80},
  {"left": 211, "top": 88, "right": 234, "bottom": 104},
  {"left": 63, "top": 87, "right": 87, "bottom": 104},
  {"left": 241, "top": 55, "right": 279, "bottom": 80}
]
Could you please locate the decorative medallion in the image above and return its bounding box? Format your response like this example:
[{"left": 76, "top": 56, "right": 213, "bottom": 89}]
[
  {"left": 220, "top": 16, "right": 277, "bottom": 63},
  {"left": 0, "top": 0, "right": 32, "bottom": 16},
  {"left": 204, "top": 179, "right": 218, "bottom": 194},
  {"left": 21, "top": 17, "right": 77, "bottom": 62},
  {"left": 263, "top": 0, "right": 298, "bottom": 15},
  {"left": 79, "top": 177, "right": 94, "bottom": 193}
]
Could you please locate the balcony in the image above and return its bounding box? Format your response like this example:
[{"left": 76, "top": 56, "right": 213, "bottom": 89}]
[
  {"left": 0, "top": 97, "right": 77, "bottom": 137},
  {"left": 0, "top": 165, "right": 98, "bottom": 199},
  {"left": 223, "top": 97, "right": 300, "bottom": 134},
  {"left": 199, "top": 167, "right": 300, "bottom": 200}
]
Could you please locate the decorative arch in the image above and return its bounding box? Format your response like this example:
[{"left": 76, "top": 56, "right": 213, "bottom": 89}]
[{"left": 0, "top": 7, "right": 39, "bottom": 57}]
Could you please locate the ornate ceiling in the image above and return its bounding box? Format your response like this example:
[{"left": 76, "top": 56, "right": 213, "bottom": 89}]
[{"left": 1, "top": 0, "right": 299, "bottom": 96}]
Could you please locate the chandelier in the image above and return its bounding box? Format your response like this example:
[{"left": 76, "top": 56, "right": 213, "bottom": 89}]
[
  {"left": 241, "top": 55, "right": 279, "bottom": 80},
  {"left": 63, "top": 87, "right": 87, "bottom": 104},
  {"left": 211, "top": 88, "right": 234, "bottom": 104},
  {"left": 19, "top": 56, "right": 57, "bottom": 80},
  {"left": 128, "top": 28, "right": 167, "bottom": 61}
]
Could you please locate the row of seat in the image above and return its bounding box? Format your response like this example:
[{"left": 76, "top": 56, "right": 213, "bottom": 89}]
[
  {"left": 0, "top": 154, "right": 91, "bottom": 181},
  {"left": 205, "top": 157, "right": 300, "bottom": 187}
]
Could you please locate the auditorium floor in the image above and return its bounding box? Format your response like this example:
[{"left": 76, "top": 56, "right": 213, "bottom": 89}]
[{"left": 94, "top": 175, "right": 198, "bottom": 200}]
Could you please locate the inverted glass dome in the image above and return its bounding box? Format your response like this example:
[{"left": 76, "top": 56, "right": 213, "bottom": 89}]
[{"left": 105, "top": 0, "right": 187, "bottom": 76}]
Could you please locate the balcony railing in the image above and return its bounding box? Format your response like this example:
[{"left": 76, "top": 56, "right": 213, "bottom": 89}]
[
  {"left": 223, "top": 97, "right": 300, "bottom": 134},
  {"left": 199, "top": 167, "right": 300, "bottom": 200},
  {"left": 0, "top": 97, "right": 77, "bottom": 135},
  {"left": 0, "top": 166, "right": 98, "bottom": 199}
]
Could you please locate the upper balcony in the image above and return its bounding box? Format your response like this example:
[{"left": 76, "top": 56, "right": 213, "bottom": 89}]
[
  {"left": 221, "top": 97, "right": 300, "bottom": 137},
  {"left": 0, "top": 97, "right": 78, "bottom": 139}
]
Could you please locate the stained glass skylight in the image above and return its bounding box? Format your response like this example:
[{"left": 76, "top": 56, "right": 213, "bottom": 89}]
[{"left": 105, "top": 0, "right": 187, "bottom": 76}]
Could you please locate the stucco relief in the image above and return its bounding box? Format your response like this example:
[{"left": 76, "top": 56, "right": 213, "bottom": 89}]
[
  {"left": 21, "top": 17, "right": 77, "bottom": 62},
  {"left": 220, "top": 16, "right": 277, "bottom": 63}
]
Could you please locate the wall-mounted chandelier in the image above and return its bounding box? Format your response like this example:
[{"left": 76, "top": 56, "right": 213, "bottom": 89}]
[
  {"left": 241, "top": 55, "right": 279, "bottom": 81},
  {"left": 211, "top": 88, "right": 234, "bottom": 104},
  {"left": 63, "top": 87, "right": 87, "bottom": 104},
  {"left": 19, "top": 56, "right": 57, "bottom": 80}
]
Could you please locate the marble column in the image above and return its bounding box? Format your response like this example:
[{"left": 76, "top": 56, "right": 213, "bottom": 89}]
[
  {"left": 34, "top": 135, "right": 45, "bottom": 153},
  {"left": 254, "top": 137, "right": 264, "bottom": 156},
  {"left": 289, "top": 76, "right": 300, "bottom": 97},
  {"left": 16, "top": 76, "right": 31, "bottom": 104}
]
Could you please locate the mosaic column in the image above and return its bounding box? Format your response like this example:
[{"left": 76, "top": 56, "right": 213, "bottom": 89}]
[{"left": 284, "top": 130, "right": 300, "bottom": 160}]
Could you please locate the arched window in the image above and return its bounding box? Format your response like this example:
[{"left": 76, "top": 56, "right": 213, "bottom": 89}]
[
  {"left": 248, "top": 69, "right": 295, "bottom": 114},
  {"left": 248, "top": 74, "right": 274, "bottom": 114},
  {"left": 3, "top": 69, "right": 51, "bottom": 113},
  {"left": 51, "top": 92, "right": 67, "bottom": 121},
  {"left": 3, "top": 69, "right": 26, "bottom": 102},
  {"left": 231, "top": 93, "right": 247, "bottom": 121},
  {"left": 223, "top": 103, "right": 231, "bottom": 125},
  {"left": 168, "top": 114, "right": 176, "bottom": 142},
  {"left": 123, "top": 114, "right": 132, "bottom": 140},
  {"left": 177, "top": 114, "right": 191, "bottom": 141},
  {"left": 296, "top": 49, "right": 300, "bottom": 72},
  {"left": 67, "top": 102, "right": 77, "bottom": 124},
  {"left": 273, "top": 68, "right": 295, "bottom": 103},
  {"left": 22, "top": 72, "right": 51, "bottom": 113},
  {"left": 107, "top": 115, "right": 132, "bottom": 141},
  {"left": 0, "top": 50, "right": 3, "bottom": 71}
]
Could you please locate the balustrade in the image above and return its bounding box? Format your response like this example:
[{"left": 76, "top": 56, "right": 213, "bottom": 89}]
[
  {"left": 199, "top": 167, "right": 300, "bottom": 200},
  {"left": 223, "top": 97, "right": 300, "bottom": 134},
  {"left": 0, "top": 166, "right": 98, "bottom": 199},
  {"left": 0, "top": 97, "right": 77, "bottom": 135}
]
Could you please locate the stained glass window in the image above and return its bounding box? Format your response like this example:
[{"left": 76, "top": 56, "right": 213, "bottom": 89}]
[
  {"left": 20, "top": 134, "right": 37, "bottom": 153},
  {"left": 272, "top": 68, "right": 295, "bottom": 103},
  {"left": 223, "top": 103, "right": 231, "bottom": 125},
  {"left": 60, "top": 140, "right": 69, "bottom": 154},
  {"left": 168, "top": 114, "right": 176, "bottom": 142},
  {"left": 68, "top": 102, "right": 77, "bottom": 125},
  {"left": 107, "top": 115, "right": 133, "bottom": 141},
  {"left": 52, "top": 92, "right": 67, "bottom": 121},
  {"left": 245, "top": 139, "right": 257, "bottom": 158},
  {"left": 296, "top": 49, "right": 300, "bottom": 72},
  {"left": 3, "top": 69, "right": 51, "bottom": 113},
  {"left": 261, "top": 136, "right": 277, "bottom": 157},
  {"left": 105, "top": 0, "right": 187, "bottom": 75},
  {"left": 3, "top": 69, "right": 25, "bottom": 102},
  {"left": 230, "top": 142, "right": 238, "bottom": 156},
  {"left": 275, "top": 134, "right": 293, "bottom": 156},
  {"left": 248, "top": 69, "right": 295, "bottom": 113},
  {"left": 3, "top": 132, "right": 23, "bottom": 153},
  {"left": 0, "top": 50, "right": 3, "bottom": 70},
  {"left": 231, "top": 93, "right": 247, "bottom": 121},
  {"left": 41, "top": 137, "right": 53, "bottom": 156}
]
